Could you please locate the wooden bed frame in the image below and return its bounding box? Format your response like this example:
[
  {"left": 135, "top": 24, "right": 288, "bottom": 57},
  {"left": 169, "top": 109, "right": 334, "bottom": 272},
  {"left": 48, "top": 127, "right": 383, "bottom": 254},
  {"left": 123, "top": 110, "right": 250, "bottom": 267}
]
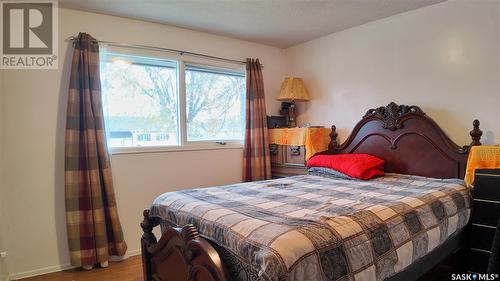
[{"left": 141, "top": 102, "right": 483, "bottom": 281}]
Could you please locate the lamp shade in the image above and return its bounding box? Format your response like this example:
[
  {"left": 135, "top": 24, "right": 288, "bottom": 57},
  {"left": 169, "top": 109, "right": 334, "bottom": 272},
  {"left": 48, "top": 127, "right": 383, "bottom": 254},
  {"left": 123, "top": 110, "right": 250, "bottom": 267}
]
[{"left": 277, "top": 77, "right": 310, "bottom": 102}]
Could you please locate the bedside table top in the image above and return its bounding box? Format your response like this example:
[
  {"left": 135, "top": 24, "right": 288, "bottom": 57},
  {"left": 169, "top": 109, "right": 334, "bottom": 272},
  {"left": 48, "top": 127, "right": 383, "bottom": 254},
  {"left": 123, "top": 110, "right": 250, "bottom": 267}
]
[{"left": 465, "top": 145, "right": 500, "bottom": 187}]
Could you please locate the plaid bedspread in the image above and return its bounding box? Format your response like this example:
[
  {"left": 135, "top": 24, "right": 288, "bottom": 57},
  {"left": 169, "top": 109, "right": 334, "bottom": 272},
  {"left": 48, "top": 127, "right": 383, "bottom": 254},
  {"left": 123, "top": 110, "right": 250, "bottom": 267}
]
[{"left": 150, "top": 174, "right": 471, "bottom": 281}]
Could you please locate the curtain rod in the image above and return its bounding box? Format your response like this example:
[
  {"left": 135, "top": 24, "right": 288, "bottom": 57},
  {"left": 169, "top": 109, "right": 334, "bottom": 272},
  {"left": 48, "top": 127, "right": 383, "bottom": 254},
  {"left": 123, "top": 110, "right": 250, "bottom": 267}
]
[{"left": 66, "top": 36, "right": 263, "bottom": 67}]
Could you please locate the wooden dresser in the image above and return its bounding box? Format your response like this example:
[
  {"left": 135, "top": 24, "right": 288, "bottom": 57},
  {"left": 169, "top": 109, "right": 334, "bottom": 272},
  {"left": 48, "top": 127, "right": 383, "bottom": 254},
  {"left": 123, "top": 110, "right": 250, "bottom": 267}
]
[
  {"left": 468, "top": 169, "right": 500, "bottom": 273},
  {"left": 270, "top": 144, "right": 307, "bottom": 178}
]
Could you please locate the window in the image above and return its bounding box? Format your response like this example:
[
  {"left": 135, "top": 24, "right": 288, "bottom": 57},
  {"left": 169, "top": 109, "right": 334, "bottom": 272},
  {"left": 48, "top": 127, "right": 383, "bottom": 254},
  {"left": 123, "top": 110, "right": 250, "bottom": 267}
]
[
  {"left": 101, "top": 50, "right": 246, "bottom": 152},
  {"left": 101, "top": 53, "right": 179, "bottom": 148},
  {"left": 185, "top": 65, "right": 245, "bottom": 141}
]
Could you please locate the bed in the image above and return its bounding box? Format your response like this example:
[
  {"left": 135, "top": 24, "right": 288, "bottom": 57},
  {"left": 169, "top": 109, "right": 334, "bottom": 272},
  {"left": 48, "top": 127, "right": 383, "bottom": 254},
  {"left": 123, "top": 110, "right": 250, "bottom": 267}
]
[{"left": 140, "top": 102, "right": 483, "bottom": 281}]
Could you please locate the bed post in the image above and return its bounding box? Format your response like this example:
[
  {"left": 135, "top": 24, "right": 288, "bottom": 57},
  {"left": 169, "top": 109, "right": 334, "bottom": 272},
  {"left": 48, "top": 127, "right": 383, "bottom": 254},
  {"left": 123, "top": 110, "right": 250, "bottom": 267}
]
[
  {"left": 470, "top": 119, "right": 482, "bottom": 146},
  {"left": 328, "top": 125, "right": 339, "bottom": 152},
  {"left": 141, "top": 209, "right": 159, "bottom": 281}
]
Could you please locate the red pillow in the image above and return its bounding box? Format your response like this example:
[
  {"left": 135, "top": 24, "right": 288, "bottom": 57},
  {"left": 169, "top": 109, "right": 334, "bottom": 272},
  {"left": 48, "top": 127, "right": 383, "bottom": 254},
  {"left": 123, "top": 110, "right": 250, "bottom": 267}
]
[{"left": 307, "top": 154, "right": 385, "bottom": 180}]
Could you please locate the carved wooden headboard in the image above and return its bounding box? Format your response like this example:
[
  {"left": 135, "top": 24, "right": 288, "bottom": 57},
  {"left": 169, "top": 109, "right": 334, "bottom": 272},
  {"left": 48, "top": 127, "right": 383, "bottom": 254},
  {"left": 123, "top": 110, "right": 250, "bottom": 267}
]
[{"left": 325, "top": 102, "right": 482, "bottom": 179}]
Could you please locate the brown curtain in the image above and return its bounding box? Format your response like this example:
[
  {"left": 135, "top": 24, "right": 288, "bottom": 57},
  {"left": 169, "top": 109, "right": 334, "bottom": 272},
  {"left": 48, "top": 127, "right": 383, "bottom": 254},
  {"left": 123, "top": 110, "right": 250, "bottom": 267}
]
[
  {"left": 64, "top": 32, "right": 127, "bottom": 267},
  {"left": 243, "top": 58, "right": 272, "bottom": 181}
]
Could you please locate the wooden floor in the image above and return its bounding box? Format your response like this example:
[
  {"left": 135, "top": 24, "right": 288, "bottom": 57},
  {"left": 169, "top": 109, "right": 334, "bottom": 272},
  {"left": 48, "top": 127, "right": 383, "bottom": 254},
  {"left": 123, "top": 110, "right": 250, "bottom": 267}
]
[
  {"left": 17, "top": 253, "right": 455, "bottom": 281},
  {"left": 17, "top": 256, "right": 142, "bottom": 281}
]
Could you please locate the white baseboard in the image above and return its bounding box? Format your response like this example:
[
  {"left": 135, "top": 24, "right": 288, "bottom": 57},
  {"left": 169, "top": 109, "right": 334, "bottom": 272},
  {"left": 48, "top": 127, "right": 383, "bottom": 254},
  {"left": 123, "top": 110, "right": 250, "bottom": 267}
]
[
  {"left": 125, "top": 249, "right": 141, "bottom": 258},
  {"left": 8, "top": 263, "right": 75, "bottom": 281},
  {"left": 7, "top": 249, "right": 141, "bottom": 281}
]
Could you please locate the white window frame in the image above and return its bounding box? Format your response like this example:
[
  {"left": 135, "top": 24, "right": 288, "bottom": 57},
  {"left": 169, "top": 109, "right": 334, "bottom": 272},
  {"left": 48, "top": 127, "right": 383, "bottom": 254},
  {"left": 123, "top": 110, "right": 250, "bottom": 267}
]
[{"left": 100, "top": 47, "right": 246, "bottom": 154}]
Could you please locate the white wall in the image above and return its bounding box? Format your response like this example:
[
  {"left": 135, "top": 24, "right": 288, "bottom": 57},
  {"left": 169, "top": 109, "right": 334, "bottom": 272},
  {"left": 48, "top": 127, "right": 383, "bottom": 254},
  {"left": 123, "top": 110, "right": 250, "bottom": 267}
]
[
  {"left": 286, "top": 0, "right": 500, "bottom": 145},
  {"left": 0, "top": 8, "right": 286, "bottom": 280},
  {"left": 0, "top": 70, "right": 7, "bottom": 281}
]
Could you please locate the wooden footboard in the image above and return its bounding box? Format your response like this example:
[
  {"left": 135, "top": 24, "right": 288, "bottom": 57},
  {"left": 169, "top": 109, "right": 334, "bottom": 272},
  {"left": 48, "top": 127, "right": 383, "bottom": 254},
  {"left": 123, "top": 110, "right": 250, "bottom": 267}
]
[{"left": 140, "top": 209, "right": 229, "bottom": 281}]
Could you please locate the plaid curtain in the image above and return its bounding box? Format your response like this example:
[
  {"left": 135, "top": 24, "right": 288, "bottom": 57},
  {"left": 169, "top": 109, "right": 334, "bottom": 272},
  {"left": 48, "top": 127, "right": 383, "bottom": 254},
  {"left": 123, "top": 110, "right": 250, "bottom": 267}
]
[
  {"left": 243, "top": 58, "right": 271, "bottom": 181},
  {"left": 64, "top": 32, "right": 127, "bottom": 267}
]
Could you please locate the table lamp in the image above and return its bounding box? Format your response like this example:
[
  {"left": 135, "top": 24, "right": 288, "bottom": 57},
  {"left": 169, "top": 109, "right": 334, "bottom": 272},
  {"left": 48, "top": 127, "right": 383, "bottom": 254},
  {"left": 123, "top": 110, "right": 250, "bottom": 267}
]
[{"left": 277, "top": 77, "right": 310, "bottom": 127}]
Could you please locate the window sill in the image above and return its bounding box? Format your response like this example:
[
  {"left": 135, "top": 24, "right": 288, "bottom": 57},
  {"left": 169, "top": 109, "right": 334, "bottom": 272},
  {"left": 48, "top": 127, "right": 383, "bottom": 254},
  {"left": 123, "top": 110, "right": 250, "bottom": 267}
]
[{"left": 110, "top": 143, "right": 244, "bottom": 155}]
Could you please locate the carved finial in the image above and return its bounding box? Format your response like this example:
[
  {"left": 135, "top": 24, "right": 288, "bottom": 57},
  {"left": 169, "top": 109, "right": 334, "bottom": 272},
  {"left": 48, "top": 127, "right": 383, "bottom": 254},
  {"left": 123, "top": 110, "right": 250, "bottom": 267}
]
[
  {"left": 329, "top": 125, "right": 339, "bottom": 152},
  {"left": 141, "top": 209, "right": 159, "bottom": 245},
  {"left": 364, "top": 102, "right": 425, "bottom": 131},
  {"left": 470, "top": 119, "right": 482, "bottom": 146},
  {"left": 141, "top": 209, "right": 153, "bottom": 232}
]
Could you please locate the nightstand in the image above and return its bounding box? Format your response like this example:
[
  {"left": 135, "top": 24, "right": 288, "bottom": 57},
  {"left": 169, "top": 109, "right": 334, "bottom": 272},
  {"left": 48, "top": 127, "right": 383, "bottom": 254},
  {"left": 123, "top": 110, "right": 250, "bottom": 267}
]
[
  {"left": 268, "top": 127, "right": 331, "bottom": 178},
  {"left": 468, "top": 169, "right": 500, "bottom": 273},
  {"left": 270, "top": 144, "right": 308, "bottom": 178}
]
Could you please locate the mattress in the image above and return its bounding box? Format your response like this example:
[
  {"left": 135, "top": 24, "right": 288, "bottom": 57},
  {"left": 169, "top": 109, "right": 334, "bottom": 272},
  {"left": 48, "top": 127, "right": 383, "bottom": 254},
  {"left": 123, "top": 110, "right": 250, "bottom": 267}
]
[{"left": 151, "top": 173, "right": 471, "bottom": 281}]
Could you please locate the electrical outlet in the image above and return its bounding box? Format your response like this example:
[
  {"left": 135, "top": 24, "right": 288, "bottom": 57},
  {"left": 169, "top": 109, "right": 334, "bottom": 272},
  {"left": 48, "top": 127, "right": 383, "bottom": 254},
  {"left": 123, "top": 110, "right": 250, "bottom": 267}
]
[{"left": 0, "top": 252, "right": 6, "bottom": 258}]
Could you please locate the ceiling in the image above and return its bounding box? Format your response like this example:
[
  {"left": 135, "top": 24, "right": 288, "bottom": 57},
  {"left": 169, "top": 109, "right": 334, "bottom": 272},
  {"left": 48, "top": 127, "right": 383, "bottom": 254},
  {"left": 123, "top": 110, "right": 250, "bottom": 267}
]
[{"left": 59, "top": 0, "right": 445, "bottom": 48}]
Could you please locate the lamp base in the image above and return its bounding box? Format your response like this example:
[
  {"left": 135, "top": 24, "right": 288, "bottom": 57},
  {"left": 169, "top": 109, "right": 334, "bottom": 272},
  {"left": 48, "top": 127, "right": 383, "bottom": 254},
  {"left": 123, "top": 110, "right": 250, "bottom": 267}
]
[{"left": 287, "top": 101, "right": 297, "bottom": 128}]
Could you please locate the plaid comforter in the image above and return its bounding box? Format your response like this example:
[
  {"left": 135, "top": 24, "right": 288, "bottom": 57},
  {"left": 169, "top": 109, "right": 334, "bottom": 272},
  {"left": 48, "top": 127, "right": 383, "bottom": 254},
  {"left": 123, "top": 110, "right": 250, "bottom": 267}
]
[{"left": 150, "top": 174, "right": 471, "bottom": 281}]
